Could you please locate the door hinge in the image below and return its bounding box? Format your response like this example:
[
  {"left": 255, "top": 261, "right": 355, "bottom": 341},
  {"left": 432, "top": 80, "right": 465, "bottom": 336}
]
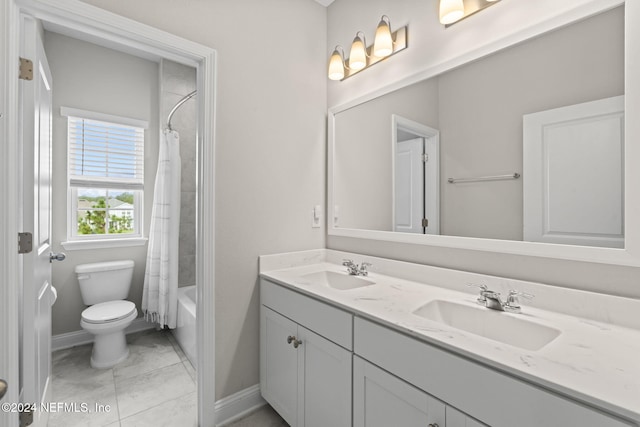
[
  {"left": 18, "top": 232, "right": 33, "bottom": 254},
  {"left": 19, "top": 57, "right": 33, "bottom": 81},
  {"left": 422, "top": 218, "right": 429, "bottom": 228},
  {"left": 19, "top": 407, "right": 33, "bottom": 427},
  {"left": 422, "top": 153, "right": 429, "bottom": 163}
]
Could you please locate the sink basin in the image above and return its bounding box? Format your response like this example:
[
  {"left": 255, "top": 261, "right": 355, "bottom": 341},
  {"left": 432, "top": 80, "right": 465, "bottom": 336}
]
[
  {"left": 412, "top": 300, "right": 560, "bottom": 351},
  {"left": 300, "top": 271, "right": 375, "bottom": 291}
]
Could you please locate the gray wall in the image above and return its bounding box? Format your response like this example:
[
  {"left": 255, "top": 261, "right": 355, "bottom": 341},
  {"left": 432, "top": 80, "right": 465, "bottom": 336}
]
[
  {"left": 80, "top": 0, "right": 327, "bottom": 400},
  {"left": 160, "top": 59, "right": 197, "bottom": 288},
  {"left": 45, "top": 32, "right": 159, "bottom": 336},
  {"left": 334, "top": 78, "right": 439, "bottom": 230},
  {"left": 328, "top": 0, "right": 640, "bottom": 300}
]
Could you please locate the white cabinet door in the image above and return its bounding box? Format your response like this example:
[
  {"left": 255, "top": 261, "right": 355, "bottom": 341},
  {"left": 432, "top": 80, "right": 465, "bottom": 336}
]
[
  {"left": 447, "top": 406, "right": 488, "bottom": 427},
  {"left": 354, "top": 356, "right": 445, "bottom": 427},
  {"left": 260, "top": 306, "right": 299, "bottom": 426},
  {"left": 298, "top": 326, "right": 351, "bottom": 427},
  {"left": 261, "top": 306, "right": 353, "bottom": 427}
]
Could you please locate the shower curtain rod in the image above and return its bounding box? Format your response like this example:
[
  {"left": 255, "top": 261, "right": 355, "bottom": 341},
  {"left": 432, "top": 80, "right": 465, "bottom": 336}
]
[{"left": 166, "top": 90, "right": 197, "bottom": 131}]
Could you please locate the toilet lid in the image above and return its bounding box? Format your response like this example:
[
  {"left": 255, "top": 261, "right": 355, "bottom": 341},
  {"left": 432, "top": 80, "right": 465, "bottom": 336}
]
[{"left": 82, "top": 300, "right": 136, "bottom": 324}]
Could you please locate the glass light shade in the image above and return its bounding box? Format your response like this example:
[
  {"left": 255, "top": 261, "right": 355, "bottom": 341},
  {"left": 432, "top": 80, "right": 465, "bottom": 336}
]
[
  {"left": 373, "top": 18, "right": 393, "bottom": 58},
  {"left": 439, "top": 0, "right": 464, "bottom": 25},
  {"left": 328, "top": 49, "right": 345, "bottom": 81},
  {"left": 349, "top": 35, "right": 367, "bottom": 71}
]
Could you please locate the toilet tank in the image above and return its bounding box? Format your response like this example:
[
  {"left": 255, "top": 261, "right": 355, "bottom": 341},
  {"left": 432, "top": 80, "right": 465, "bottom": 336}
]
[{"left": 75, "top": 260, "right": 135, "bottom": 305}]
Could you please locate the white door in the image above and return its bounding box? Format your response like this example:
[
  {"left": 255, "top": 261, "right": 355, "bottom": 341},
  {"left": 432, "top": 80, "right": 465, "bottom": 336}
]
[
  {"left": 298, "top": 326, "right": 351, "bottom": 427},
  {"left": 523, "top": 96, "right": 624, "bottom": 248},
  {"left": 392, "top": 115, "right": 440, "bottom": 235},
  {"left": 394, "top": 137, "right": 424, "bottom": 234},
  {"left": 260, "top": 306, "right": 298, "bottom": 426},
  {"left": 20, "top": 15, "right": 57, "bottom": 427},
  {"left": 353, "top": 356, "right": 445, "bottom": 427}
]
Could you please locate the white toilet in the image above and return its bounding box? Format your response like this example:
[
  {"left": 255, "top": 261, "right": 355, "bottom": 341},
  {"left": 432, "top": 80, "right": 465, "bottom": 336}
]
[{"left": 76, "top": 260, "right": 138, "bottom": 369}]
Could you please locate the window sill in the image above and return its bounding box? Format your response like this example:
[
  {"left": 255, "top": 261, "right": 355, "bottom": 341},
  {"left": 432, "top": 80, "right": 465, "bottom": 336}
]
[{"left": 61, "top": 238, "right": 148, "bottom": 251}]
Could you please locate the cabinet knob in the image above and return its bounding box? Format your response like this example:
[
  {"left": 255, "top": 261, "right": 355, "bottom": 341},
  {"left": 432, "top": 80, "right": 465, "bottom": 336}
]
[{"left": 286, "top": 335, "right": 302, "bottom": 348}]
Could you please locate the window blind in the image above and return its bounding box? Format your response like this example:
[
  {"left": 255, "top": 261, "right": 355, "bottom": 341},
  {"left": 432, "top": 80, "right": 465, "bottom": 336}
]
[{"left": 67, "top": 116, "right": 144, "bottom": 190}]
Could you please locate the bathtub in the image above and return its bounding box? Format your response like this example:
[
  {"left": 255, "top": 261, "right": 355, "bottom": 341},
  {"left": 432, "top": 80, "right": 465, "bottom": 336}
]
[{"left": 173, "top": 285, "right": 196, "bottom": 367}]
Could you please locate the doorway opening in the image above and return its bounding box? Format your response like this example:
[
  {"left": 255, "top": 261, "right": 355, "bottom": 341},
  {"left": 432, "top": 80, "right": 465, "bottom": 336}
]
[
  {"left": 392, "top": 114, "right": 440, "bottom": 235},
  {"left": 1, "top": 1, "right": 216, "bottom": 426}
]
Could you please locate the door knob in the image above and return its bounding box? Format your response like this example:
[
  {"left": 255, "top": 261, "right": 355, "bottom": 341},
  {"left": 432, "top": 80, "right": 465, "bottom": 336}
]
[
  {"left": 50, "top": 252, "right": 66, "bottom": 262},
  {"left": 0, "top": 379, "right": 7, "bottom": 400}
]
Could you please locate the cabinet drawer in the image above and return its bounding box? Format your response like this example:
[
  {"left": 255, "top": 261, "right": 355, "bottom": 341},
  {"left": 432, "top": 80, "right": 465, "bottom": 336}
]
[
  {"left": 261, "top": 279, "right": 353, "bottom": 350},
  {"left": 354, "top": 317, "right": 633, "bottom": 427}
]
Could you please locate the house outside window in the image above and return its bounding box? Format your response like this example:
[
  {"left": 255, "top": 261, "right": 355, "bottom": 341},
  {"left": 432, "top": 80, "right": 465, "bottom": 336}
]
[{"left": 62, "top": 107, "right": 147, "bottom": 241}]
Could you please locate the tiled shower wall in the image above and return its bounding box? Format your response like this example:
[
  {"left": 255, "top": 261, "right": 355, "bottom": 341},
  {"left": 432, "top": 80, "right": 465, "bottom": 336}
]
[{"left": 160, "top": 60, "right": 197, "bottom": 288}]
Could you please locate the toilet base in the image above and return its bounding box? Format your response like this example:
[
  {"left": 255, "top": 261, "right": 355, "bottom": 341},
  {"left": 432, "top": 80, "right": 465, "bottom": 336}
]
[{"left": 90, "top": 330, "right": 130, "bottom": 369}]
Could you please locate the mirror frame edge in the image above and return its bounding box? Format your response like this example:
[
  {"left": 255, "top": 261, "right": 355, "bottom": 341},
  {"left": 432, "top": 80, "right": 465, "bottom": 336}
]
[{"left": 328, "top": 0, "right": 640, "bottom": 268}]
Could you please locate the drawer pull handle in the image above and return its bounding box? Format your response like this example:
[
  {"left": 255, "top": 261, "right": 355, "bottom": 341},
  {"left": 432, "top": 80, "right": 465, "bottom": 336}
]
[
  {"left": 428, "top": 424, "right": 439, "bottom": 427},
  {"left": 287, "top": 335, "right": 302, "bottom": 348}
]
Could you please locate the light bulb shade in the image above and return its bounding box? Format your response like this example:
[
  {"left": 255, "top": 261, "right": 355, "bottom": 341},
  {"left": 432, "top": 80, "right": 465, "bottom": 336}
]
[
  {"left": 439, "top": 0, "right": 464, "bottom": 25},
  {"left": 349, "top": 34, "right": 367, "bottom": 71},
  {"left": 373, "top": 18, "right": 393, "bottom": 58},
  {"left": 328, "top": 48, "right": 345, "bottom": 80}
]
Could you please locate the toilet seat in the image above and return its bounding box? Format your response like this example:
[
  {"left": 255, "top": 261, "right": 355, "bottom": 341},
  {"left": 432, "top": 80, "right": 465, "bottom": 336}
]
[{"left": 82, "top": 300, "right": 136, "bottom": 324}]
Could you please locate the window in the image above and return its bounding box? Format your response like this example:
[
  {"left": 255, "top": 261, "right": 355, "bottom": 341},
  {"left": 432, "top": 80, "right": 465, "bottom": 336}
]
[{"left": 62, "top": 107, "right": 147, "bottom": 240}]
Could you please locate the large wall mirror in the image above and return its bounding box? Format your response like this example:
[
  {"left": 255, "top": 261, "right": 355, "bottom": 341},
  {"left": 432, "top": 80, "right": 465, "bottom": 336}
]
[{"left": 329, "top": 3, "right": 640, "bottom": 266}]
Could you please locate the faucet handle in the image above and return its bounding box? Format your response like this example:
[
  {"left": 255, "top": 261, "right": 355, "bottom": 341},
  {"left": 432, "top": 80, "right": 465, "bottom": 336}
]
[
  {"left": 342, "top": 259, "right": 354, "bottom": 266},
  {"left": 505, "top": 290, "right": 534, "bottom": 313},
  {"left": 467, "top": 283, "right": 488, "bottom": 305},
  {"left": 359, "top": 262, "right": 372, "bottom": 276}
]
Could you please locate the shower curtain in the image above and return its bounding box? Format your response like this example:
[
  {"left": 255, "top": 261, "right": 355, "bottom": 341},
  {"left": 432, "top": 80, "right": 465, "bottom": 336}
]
[{"left": 142, "top": 129, "right": 181, "bottom": 329}]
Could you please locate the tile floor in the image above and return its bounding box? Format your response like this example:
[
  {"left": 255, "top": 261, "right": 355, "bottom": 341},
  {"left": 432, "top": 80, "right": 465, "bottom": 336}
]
[
  {"left": 50, "top": 329, "right": 288, "bottom": 427},
  {"left": 50, "top": 329, "right": 196, "bottom": 427}
]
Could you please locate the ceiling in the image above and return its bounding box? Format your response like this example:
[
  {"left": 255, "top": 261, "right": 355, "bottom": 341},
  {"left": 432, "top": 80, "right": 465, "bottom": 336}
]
[{"left": 314, "top": 0, "right": 335, "bottom": 6}]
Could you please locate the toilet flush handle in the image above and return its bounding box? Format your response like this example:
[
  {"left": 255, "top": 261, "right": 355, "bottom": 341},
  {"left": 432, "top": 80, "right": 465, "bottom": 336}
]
[{"left": 77, "top": 275, "right": 90, "bottom": 280}]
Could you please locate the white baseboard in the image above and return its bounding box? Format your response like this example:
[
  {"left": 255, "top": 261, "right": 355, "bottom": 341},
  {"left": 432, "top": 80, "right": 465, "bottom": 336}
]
[
  {"left": 51, "top": 317, "right": 155, "bottom": 351},
  {"left": 215, "top": 384, "right": 266, "bottom": 426}
]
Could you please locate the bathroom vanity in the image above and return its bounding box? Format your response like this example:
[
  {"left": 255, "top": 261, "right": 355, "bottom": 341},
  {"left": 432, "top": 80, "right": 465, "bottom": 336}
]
[{"left": 259, "top": 250, "right": 640, "bottom": 427}]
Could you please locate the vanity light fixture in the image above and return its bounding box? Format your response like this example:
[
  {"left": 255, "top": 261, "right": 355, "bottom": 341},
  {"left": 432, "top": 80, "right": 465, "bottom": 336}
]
[
  {"left": 373, "top": 15, "right": 394, "bottom": 57},
  {"left": 328, "top": 15, "right": 407, "bottom": 81},
  {"left": 349, "top": 31, "right": 368, "bottom": 71},
  {"left": 328, "top": 46, "right": 347, "bottom": 80},
  {"left": 439, "top": 0, "right": 502, "bottom": 27},
  {"left": 439, "top": 0, "right": 464, "bottom": 25}
]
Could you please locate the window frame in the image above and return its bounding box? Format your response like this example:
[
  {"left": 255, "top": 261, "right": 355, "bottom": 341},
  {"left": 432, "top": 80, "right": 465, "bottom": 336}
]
[{"left": 62, "top": 107, "right": 148, "bottom": 242}]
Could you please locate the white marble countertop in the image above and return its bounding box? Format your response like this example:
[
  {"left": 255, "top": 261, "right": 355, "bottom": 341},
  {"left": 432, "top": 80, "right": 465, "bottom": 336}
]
[{"left": 259, "top": 249, "right": 640, "bottom": 423}]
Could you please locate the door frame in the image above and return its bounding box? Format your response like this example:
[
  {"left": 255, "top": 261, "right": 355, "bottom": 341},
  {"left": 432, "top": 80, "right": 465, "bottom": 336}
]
[
  {"left": 391, "top": 114, "right": 440, "bottom": 235},
  {"left": 0, "top": 1, "right": 217, "bottom": 426}
]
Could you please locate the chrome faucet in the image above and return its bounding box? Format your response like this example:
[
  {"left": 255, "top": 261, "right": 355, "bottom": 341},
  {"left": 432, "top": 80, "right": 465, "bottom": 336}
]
[
  {"left": 467, "top": 284, "right": 534, "bottom": 313},
  {"left": 342, "top": 259, "right": 371, "bottom": 276}
]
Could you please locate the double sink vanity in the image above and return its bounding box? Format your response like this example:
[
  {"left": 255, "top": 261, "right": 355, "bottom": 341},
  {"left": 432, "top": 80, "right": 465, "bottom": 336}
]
[{"left": 259, "top": 249, "right": 640, "bottom": 427}]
